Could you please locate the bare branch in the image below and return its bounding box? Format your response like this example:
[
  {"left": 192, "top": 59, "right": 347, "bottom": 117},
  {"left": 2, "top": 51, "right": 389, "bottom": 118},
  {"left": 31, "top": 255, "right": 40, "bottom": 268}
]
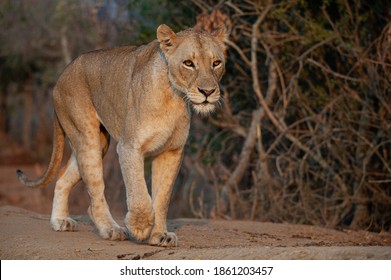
[{"left": 307, "top": 58, "right": 362, "bottom": 82}]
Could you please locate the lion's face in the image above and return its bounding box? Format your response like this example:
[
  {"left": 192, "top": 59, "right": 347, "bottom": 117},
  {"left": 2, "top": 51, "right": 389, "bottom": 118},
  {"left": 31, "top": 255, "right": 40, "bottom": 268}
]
[{"left": 157, "top": 25, "right": 228, "bottom": 115}]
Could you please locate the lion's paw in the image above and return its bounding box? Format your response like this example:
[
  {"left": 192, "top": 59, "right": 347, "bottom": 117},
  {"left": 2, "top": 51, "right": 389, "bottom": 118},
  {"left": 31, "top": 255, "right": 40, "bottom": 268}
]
[
  {"left": 125, "top": 209, "right": 154, "bottom": 241},
  {"left": 149, "top": 232, "right": 178, "bottom": 247},
  {"left": 130, "top": 225, "right": 153, "bottom": 241},
  {"left": 87, "top": 206, "right": 127, "bottom": 241},
  {"left": 51, "top": 217, "right": 78, "bottom": 232},
  {"left": 99, "top": 225, "right": 128, "bottom": 241}
]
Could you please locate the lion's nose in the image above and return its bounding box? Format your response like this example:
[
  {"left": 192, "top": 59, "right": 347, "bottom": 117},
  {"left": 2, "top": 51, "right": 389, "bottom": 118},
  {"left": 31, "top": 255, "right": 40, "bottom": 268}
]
[{"left": 198, "top": 87, "right": 216, "bottom": 97}]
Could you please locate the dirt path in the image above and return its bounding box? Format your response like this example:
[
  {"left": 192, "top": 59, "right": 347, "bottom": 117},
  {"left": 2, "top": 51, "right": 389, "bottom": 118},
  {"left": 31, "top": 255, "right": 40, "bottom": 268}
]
[
  {"left": 0, "top": 165, "right": 390, "bottom": 260},
  {"left": 0, "top": 206, "right": 390, "bottom": 260}
]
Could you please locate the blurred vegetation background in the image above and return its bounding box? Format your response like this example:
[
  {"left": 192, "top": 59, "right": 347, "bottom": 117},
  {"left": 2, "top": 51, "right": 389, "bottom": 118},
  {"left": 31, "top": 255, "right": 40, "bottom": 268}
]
[{"left": 0, "top": 0, "right": 390, "bottom": 232}]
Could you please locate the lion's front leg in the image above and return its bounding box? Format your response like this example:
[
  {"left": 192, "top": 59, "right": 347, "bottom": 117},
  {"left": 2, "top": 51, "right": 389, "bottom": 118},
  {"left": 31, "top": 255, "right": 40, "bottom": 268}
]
[
  {"left": 149, "top": 148, "right": 183, "bottom": 247},
  {"left": 117, "top": 142, "right": 154, "bottom": 241}
]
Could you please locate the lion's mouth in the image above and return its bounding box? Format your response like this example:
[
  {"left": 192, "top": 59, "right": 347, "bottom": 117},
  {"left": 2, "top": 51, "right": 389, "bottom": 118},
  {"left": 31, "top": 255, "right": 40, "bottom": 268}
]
[
  {"left": 190, "top": 100, "right": 216, "bottom": 115},
  {"left": 186, "top": 93, "right": 219, "bottom": 115},
  {"left": 191, "top": 99, "right": 212, "bottom": 105}
]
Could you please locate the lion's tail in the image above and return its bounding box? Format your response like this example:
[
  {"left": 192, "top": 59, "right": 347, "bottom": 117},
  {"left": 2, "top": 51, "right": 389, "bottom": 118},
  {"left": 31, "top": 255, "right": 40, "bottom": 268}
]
[{"left": 16, "top": 115, "right": 65, "bottom": 188}]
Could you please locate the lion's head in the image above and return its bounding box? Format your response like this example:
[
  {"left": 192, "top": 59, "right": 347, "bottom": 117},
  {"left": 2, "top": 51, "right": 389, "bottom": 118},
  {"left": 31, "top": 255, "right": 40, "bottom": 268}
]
[{"left": 157, "top": 24, "right": 228, "bottom": 115}]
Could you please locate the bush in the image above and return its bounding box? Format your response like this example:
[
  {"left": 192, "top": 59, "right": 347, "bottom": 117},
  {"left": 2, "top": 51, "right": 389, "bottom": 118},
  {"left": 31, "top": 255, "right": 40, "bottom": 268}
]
[{"left": 188, "top": 0, "right": 391, "bottom": 231}]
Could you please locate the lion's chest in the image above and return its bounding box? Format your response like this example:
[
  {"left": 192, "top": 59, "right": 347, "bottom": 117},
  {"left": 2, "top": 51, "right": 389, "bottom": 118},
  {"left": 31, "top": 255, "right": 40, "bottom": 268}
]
[{"left": 138, "top": 110, "right": 190, "bottom": 156}]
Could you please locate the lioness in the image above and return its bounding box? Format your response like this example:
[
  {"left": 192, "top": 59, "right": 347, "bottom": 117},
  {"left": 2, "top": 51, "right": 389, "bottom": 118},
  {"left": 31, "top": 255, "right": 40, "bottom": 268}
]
[{"left": 16, "top": 24, "right": 227, "bottom": 247}]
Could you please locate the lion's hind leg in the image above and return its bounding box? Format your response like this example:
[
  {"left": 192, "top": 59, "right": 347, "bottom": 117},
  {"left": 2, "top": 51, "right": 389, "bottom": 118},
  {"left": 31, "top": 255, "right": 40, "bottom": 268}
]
[
  {"left": 51, "top": 128, "right": 111, "bottom": 233},
  {"left": 51, "top": 152, "right": 80, "bottom": 232},
  {"left": 76, "top": 132, "right": 127, "bottom": 241}
]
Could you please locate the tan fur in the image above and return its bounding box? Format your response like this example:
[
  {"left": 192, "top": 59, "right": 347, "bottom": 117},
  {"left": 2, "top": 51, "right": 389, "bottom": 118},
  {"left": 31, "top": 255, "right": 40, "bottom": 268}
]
[{"left": 16, "top": 24, "right": 228, "bottom": 246}]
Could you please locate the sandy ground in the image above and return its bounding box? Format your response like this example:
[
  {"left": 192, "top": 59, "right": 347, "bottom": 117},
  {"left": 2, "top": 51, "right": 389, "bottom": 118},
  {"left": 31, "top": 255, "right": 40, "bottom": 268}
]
[{"left": 0, "top": 165, "right": 390, "bottom": 260}]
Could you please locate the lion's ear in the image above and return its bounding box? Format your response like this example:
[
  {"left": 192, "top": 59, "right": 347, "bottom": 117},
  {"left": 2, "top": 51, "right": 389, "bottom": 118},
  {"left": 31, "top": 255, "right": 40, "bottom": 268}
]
[
  {"left": 211, "top": 25, "right": 229, "bottom": 43},
  {"left": 157, "top": 24, "right": 176, "bottom": 53}
]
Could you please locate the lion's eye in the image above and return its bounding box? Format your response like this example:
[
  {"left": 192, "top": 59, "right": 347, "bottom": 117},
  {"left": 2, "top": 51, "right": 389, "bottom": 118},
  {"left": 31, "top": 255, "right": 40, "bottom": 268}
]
[
  {"left": 213, "top": 60, "right": 222, "bottom": 67},
  {"left": 183, "top": 60, "right": 195, "bottom": 68}
]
